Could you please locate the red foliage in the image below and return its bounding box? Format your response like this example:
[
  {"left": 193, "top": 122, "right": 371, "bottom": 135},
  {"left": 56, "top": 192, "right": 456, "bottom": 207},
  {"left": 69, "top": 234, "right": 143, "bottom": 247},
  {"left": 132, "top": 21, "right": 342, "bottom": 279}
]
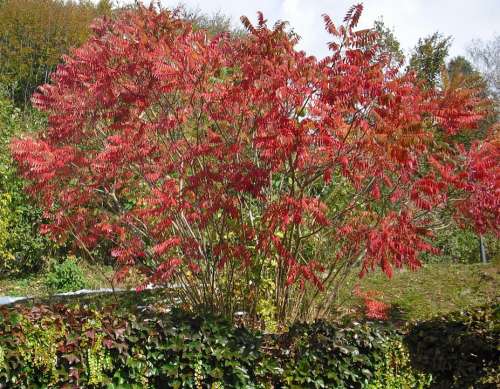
[
  {"left": 10, "top": 4, "right": 498, "bottom": 310},
  {"left": 354, "top": 286, "right": 389, "bottom": 320},
  {"left": 364, "top": 299, "right": 390, "bottom": 320}
]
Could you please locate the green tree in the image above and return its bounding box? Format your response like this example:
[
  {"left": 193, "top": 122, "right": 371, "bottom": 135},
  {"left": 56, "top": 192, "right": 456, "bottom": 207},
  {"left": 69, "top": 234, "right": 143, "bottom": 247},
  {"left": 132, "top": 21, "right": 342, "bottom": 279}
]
[
  {"left": 373, "top": 19, "right": 405, "bottom": 67},
  {"left": 176, "top": 4, "right": 245, "bottom": 36},
  {"left": 448, "top": 55, "right": 475, "bottom": 76},
  {"left": 409, "top": 32, "right": 451, "bottom": 87},
  {"left": 0, "top": 0, "right": 112, "bottom": 106}
]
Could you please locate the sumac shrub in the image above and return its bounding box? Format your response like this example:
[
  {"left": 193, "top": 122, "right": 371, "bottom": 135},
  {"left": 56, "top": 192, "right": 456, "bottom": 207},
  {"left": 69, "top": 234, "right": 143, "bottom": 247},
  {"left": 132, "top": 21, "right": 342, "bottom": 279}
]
[
  {"left": 10, "top": 3, "right": 499, "bottom": 323},
  {"left": 405, "top": 303, "right": 500, "bottom": 388}
]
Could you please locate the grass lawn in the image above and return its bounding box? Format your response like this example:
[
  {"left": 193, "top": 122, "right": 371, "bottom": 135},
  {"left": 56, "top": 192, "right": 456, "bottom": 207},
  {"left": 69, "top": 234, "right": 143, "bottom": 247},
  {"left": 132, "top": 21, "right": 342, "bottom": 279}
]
[
  {"left": 342, "top": 261, "right": 499, "bottom": 322},
  {"left": 0, "top": 261, "right": 116, "bottom": 296},
  {"left": 0, "top": 260, "right": 498, "bottom": 324}
]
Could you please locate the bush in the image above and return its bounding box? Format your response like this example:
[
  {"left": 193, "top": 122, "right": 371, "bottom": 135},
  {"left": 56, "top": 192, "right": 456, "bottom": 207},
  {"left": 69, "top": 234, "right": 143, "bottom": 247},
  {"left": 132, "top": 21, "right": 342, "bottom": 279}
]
[
  {"left": 3, "top": 301, "right": 496, "bottom": 388},
  {"left": 0, "top": 303, "right": 428, "bottom": 388},
  {"left": 367, "top": 338, "right": 432, "bottom": 389},
  {"left": 0, "top": 305, "right": 273, "bottom": 388},
  {"left": 421, "top": 225, "right": 499, "bottom": 264},
  {"left": 0, "top": 95, "right": 61, "bottom": 277},
  {"left": 405, "top": 303, "right": 500, "bottom": 388},
  {"left": 44, "top": 256, "right": 87, "bottom": 292},
  {"left": 12, "top": 4, "right": 498, "bottom": 325},
  {"left": 272, "top": 320, "right": 430, "bottom": 388}
]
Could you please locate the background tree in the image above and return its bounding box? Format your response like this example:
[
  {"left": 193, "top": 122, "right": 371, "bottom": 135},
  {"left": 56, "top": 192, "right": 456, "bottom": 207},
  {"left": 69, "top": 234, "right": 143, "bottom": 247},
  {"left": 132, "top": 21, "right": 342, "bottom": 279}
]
[
  {"left": 177, "top": 5, "right": 244, "bottom": 36},
  {"left": 373, "top": 19, "right": 405, "bottom": 67},
  {"left": 445, "top": 55, "right": 492, "bottom": 139},
  {"left": 409, "top": 32, "right": 452, "bottom": 87},
  {"left": 0, "top": 0, "right": 113, "bottom": 106},
  {"left": 448, "top": 56, "right": 476, "bottom": 77},
  {"left": 467, "top": 35, "right": 500, "bottom": 101}
]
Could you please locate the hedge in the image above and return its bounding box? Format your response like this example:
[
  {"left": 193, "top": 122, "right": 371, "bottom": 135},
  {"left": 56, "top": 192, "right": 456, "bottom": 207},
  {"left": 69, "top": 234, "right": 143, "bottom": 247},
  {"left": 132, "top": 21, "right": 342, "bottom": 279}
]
[{"left": 0, "top": 301, "right": 496, "bottom": 388}]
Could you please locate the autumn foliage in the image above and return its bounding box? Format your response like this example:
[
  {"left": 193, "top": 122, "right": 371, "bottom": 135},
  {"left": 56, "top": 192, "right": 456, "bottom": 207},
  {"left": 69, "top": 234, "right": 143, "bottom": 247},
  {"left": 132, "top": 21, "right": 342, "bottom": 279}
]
[
  {"left": 11, "top": 4, "right": 499, "bottom": 322},
  {"left": 0, "top": 0, "right": 112, "bottom": 105}
]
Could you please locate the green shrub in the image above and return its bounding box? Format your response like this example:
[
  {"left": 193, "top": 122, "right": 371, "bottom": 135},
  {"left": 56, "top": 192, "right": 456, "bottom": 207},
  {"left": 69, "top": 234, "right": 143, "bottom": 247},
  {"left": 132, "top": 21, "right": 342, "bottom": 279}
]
[
  {"left": 367, "top": 338, "right": 432, "bottom": 389},
  {"left": 421, "top": 225, "right": 499, "bottom": 264},
  {"left": 272, "top": 320, "right": 429, "bottom": 388},
  {"left": 0, "top": 292, "right": 495, "bottom": 388},
  {"left": 44, "top": 256, "right": 87, "bottom": 292},
  {"left": 0, "top": 305, "right": 274, "bottom": 388},
  {"left": 405, "top": 303, "right": 500, "bottom": 388},
  {"left": 0, "top": 95, "right": 61, "bottom": 277},
  {"left": 0, "top": 302, "right": 431, "bottom": 388}
]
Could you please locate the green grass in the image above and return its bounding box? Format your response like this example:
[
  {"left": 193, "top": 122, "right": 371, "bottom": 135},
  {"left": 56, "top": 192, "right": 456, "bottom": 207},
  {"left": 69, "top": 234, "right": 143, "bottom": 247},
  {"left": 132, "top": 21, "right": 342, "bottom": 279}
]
[
  {"left": 342, "top": 261, "right": 499, "bottom": 322},
  {"left": 0, "top": 260, "right": 115, "bottom": 296},
  {"left": 1, "top": 260, "right": 498, "bottom": 324}
]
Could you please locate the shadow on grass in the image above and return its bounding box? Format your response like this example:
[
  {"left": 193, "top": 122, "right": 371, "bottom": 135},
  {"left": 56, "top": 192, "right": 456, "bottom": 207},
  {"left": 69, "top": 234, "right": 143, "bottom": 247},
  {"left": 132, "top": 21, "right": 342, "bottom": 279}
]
[
  {"left": 404, "top": 303, "right": 499, "bottom": 388},
  {"left": 386, "top": 303, "right": 408, "bottom": 326}
]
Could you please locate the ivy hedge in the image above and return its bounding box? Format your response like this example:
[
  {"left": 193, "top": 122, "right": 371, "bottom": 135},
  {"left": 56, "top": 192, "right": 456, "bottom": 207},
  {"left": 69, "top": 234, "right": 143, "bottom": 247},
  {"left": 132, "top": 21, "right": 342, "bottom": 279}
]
[{"left": 0, "top": 301, "right": 497, "bottom": 388}]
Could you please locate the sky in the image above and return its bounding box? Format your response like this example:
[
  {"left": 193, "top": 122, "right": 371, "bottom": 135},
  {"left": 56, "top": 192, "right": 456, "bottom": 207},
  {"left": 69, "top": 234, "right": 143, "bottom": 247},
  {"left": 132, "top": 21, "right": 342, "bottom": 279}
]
[{"left": 124, "top": 0, "right": 499, "bottom": 61}]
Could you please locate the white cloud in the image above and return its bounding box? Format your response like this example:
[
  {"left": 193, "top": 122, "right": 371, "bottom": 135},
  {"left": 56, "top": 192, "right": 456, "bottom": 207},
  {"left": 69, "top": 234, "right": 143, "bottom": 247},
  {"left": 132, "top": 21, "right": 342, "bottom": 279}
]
[{"left": 138, "top": 0, "right": 498, "bottom": 60}]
